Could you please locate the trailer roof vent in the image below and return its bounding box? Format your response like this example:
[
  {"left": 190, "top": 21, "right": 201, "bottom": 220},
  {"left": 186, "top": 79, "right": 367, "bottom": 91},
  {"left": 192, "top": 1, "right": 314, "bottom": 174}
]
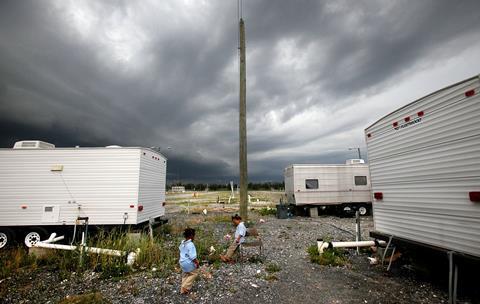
[
  {"left": 346, "top": 159, "right": 365, "bottom": 165},
  {"left": 13, "top": 141, "right": 55, "bottom": 149}
]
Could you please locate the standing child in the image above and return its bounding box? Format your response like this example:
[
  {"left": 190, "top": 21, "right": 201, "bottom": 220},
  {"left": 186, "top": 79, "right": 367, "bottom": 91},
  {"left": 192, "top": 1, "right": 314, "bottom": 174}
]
[
  {"left": 179, "top": 228, "right": 199, "bottom": 294},
  {"left": 221, "top": 214, "right": 246, "bottom": 262}
]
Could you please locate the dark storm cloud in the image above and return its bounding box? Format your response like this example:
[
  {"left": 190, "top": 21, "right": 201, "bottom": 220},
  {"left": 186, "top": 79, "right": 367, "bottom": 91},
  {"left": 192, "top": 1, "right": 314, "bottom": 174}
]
[{"left": 1, "top": 0, "right": 480, "bottom": 182}]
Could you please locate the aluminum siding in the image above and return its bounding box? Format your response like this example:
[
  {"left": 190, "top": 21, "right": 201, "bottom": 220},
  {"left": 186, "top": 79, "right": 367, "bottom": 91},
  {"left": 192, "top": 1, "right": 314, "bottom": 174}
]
[
  {"left": 137, "top": 149, "right": 166, "bottom": 223},
  {"left": 0, "top": 148, "right": 144, "bottom": 226},
  {"left": 284, "top": 166, "right": 295, "bottom": 204},
  {"left": 365, "top": 76, "right": 480, "bottom": 257}
]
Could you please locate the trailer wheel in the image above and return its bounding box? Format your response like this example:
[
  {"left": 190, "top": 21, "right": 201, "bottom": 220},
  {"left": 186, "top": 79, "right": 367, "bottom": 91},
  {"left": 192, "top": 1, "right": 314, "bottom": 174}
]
[
  {"left": 23, "top": 228, "right": 47, "bottom": 248},
  {"left": 358, "top": 206, "right": 368, "bottom": 216},
  {"left": 342, "top": 205, "right": 353, "bottom": 217},
  {"left": 0, "top": 228, "right": 14, "bottom": 249}
]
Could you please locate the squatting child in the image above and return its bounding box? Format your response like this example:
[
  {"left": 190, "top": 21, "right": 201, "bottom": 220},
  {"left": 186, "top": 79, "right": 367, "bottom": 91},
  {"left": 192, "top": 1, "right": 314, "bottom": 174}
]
[{"left": 220, "top": 214, "right": 246, "bottom": 262}]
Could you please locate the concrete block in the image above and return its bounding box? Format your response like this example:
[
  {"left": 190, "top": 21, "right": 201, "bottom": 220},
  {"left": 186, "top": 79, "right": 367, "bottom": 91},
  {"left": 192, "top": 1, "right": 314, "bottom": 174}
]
[
  {"left": 29, "top": 247, "right": 51, "bottom": 258},
  {"left": 309, "top": 207, "right": 318, "bottom": 217}
]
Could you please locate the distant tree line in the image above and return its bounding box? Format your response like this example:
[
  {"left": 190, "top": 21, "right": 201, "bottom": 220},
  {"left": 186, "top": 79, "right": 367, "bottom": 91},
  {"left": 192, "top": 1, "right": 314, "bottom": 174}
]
[{"left": 168, "top": 182, "right": 284, "bottom": 191}]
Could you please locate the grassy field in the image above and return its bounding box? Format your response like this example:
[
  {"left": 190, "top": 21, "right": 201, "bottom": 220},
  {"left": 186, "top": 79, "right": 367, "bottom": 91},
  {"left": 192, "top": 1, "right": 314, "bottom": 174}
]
[{"left": 165, "top": 190, "right": 283, "bottom": 214}]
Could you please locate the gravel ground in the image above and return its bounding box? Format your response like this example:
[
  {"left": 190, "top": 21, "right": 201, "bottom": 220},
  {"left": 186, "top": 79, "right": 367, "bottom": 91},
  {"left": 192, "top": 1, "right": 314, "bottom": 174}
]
[{"left": 1, "top": 214, "right": 453, "bottom": 304}]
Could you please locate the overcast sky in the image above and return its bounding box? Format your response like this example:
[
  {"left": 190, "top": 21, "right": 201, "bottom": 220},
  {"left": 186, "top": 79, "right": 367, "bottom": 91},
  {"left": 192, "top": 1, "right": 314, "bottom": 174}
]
[{"left": 1, "top": 0, "right": 480, "bottom": 182}]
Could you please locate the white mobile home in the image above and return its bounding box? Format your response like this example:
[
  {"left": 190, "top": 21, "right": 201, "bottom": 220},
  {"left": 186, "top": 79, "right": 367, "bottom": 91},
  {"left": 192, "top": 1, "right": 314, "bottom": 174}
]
[
  {"left": 365, "top": 75, "right": 480, "bottom": 259},
  {"left": 171, "top": 186, "right": 186, "bottom": 193},
  {"left": 284, "top": 159, "right": 372, "bottom": 216},
  {"left": 0, "top": 141, "right": 167, "bottom": 249}
]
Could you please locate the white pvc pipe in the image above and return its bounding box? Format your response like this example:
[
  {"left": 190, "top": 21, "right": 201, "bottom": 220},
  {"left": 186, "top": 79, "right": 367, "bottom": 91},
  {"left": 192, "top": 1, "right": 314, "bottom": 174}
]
[
  {"left": 317, "top": 240, "right": 387, "bottom": 254},
  {"left": 127, "top": 252, "right": 137, "bottom": 266},
  {"left": 43, "top": 233, "right": 65, "bottom": 244},
  {"left": 34, "top": 231, "right": 137, "bottom": 265},
  {"left": 35, "top": 242, "right": 76, "bottom": 250},
  {"left": 34, "top": 242, "right": 134, "bottom": 259},
  {"left": 51, "top": 236, "right": 65, "bottom": 243},
  {"left": 84, "top": 247, "right": 124, "bottom": 257}
]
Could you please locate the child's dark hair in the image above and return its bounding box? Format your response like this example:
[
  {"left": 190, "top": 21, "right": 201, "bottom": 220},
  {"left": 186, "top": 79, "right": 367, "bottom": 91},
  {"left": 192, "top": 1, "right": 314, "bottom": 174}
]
[
  {"left": 183, "top": 228, "right": 195, "bottom": 239},
  {"left": 231, "top": 214, "right": 242, "bottom": 221}
]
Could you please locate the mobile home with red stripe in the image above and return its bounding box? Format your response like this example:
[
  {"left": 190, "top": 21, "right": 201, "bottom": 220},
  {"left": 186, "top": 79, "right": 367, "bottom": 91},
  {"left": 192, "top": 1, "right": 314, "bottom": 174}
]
[
  {"left": 0, "top": 141, "right": 167, "bottom": 249},
  {"left": 365, "top": 75, "right": 480, "bottom": 259}
]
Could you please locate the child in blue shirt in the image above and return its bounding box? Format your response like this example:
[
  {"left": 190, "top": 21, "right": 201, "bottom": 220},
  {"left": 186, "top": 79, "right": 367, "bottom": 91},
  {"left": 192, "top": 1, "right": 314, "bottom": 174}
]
[{"left": 179, "top": 228, "right": 199, "bottom": 294}]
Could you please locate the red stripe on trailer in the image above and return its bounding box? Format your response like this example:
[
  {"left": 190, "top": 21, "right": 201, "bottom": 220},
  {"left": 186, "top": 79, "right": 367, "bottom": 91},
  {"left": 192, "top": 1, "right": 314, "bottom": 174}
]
[
  {"left": 374, "top": 192, "right": 383, "bottom": 200},
  {"left": 465, "top": 89, "right": 475, "bottom": 97},
  {"left": 470, "top": 192, "right": 480, "bottom": 203}
]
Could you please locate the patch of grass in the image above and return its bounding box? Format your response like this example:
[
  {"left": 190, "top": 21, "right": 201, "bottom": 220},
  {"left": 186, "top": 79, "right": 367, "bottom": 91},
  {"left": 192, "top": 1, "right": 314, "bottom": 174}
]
[
  {"left": 247, "top": 255, "right": 265, "bottom": 264},
  {"left": 99, "top": 263, "right": 131, "bottom": 279},
  {"left": 0, "top": 247, "right": 37, "bottom": 279},
  {"left": 307, "top": 245, "right": 348, "bottom": 267},
  {"left": 57, "top": 292, "right": 111, "bottom": 304},
  {"left": 156, "top": 224, "right": 173, "bottom": 236},
  {"left": 35, "top": 248, "right": 81, "bottom": 278},
  {"left": 264, "top": 273, "right": 278, "bottom": 281},
  {"left": 209, "top": 214, "right": 232, "bottom": 223},
  {"left": 194, "top": 227, "right": 228, "bottom": 266},
  {"left": 265, "top": 262, "right": 281, "bottom": 273},
  {"left": 256, "top": 272, "right": 278, "bottom": 281},
  {"left": 257, "top": 207, "right": 277, "bottom": 216}
]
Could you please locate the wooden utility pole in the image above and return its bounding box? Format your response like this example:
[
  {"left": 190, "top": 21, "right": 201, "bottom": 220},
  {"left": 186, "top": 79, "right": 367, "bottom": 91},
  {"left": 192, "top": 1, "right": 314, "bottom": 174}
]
[{"left": 239, "top": 18, "right": 248, "bottom": 220}]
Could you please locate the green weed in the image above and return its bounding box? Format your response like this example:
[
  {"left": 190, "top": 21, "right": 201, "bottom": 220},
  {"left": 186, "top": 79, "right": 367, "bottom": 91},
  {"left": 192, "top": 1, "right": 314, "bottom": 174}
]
[
  {"left": 265, "top": 262, "right": 281, "bottom": 273},
  {"left": 0, "top": 247, "right": 37, "bottom": 279},
  {"left": 264, "top": 273, "right": 278, "bottom": 281},
  {"left": 307, "top": 244, "right": 348, "bottom": 267},
  {"left": 209, "top": 214, "right": 232, "bottom": 223},
  {"left": 257, "top": 207, "right": 277, "bottom": 216}
]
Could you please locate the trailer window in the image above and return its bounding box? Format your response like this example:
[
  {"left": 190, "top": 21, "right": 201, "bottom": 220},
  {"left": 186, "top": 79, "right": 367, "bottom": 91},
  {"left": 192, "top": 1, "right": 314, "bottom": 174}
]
[
  {"left": 354, "top": 176, "right": 368, "bottom": 186},
  {"left": 44, "top": 206, "right": 53, "bottom": 212},
  {"left": 305, "top": 179, "right": 319, "bottom": 189}
]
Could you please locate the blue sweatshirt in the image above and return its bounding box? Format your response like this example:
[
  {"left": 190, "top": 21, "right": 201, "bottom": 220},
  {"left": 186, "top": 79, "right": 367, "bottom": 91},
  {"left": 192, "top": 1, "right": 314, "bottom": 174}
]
[{"left": 179, "top": 239, "right": 197, "bottom": 273}]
